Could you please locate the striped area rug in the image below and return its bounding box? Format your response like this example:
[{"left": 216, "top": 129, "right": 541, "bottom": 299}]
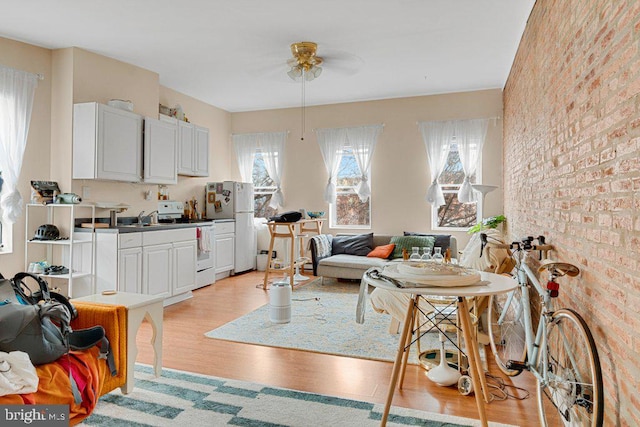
[{"left": 81, "top": 365, "right": 516, "bottom": 427}]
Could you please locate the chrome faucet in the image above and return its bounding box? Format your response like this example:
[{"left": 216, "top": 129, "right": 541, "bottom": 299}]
[{"left": 137, "top": 210, "right": 158, "bottom": 225}]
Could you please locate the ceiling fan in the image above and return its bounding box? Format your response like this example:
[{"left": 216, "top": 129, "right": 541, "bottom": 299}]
[
  {"left": 246, "top": 41, "right": 363, "bottom": 83},
  {"left": 287, "top": 42, "right": 324, "bottom": 81}
]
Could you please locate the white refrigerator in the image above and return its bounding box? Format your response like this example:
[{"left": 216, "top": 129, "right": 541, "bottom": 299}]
[{"left": 205, "top": 181, "right": 256, "bottom": 273}]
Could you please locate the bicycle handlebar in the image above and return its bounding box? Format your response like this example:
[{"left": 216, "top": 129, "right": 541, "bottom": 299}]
[{"left": 480, "top": 233, "right": 553, "bottom": 253}]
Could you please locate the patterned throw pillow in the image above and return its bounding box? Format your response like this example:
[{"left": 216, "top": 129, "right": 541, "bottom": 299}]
[
  {"left": 390, "top": 235, "right": 436, "bottom": 259},
  {"left": 367, "top": 244, "right": 395, "bottom": 259}
]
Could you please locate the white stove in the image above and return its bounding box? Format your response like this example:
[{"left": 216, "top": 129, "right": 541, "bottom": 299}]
[{"left": 157, "top": 201, "right": 184, "bottom": 221}]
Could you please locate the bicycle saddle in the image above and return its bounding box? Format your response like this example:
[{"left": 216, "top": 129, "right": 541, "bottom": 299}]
[{"left": 538, "top": 259, "right": 580, "bottom": 277}]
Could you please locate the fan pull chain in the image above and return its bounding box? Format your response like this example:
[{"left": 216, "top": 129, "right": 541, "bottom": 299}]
[{"left": 300, "top": 69, "right": 306, "bottom": 141}]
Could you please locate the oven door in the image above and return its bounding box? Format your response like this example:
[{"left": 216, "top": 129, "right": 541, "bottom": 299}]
[{"left": 196, "top": 226, "right": 215, "bottom": 270}]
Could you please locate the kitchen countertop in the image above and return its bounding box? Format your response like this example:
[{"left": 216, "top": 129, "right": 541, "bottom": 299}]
[{"left": 76, "top": 219, "right": 221, "bottom": 234}]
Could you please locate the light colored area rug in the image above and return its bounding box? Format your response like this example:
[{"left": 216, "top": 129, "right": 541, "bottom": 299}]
[
  {"left": 205, "top": 279, "right": 453, "bottom": 365},
  {"left": 81, "top": 364, "right": 517, "bottom": 427}
]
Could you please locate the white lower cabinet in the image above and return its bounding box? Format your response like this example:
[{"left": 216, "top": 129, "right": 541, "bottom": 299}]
[
  {"left": 173, "top": 240, "right": 197, "bottom": 294},
  {"left": 95, "top": 227, "right": 196, "bottom": 305},
  {"left": 118, "top": 247, "right": 142, "bottom": 293},
  {"left": 214, "top": 221, "right": 235, "bottom": 279},
  {"left": 143, "top": 243, "right": 172, "bottom": 298}
]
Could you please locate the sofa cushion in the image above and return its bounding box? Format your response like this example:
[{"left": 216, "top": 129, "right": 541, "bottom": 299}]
[
  {"left": 319, "top": 254, "right": 387, "bottom": 270},
  {"left": 367, "top": 244, "right": 395, "bottom": 259},
  {"left": 390, "top": 235, "right": 436, "bottom": 259},
  {"left": 331, "top": 233, "right": 374, "bottom": 256},
  {"left": 404, "top": 232, "right": 451, "bottom": 253}
]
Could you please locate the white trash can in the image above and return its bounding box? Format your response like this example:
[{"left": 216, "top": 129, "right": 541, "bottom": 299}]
[
  {"left": 269, "top": 279, "right": 292, "bottom": 324},
  {"left": 256, "top": 254, "right": 268, "bottom": 271}
]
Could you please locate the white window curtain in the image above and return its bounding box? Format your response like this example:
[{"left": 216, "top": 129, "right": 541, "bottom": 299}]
[
  {"left": 259, "top": 131, "right": 286, "bottom": 208},
  {"left": 456, "top": 119, "right": 489, "bottom": 203},
  {"left": 315, "top": 128, "right": 348, "bottom": 204},
  {"left": 232, "top": 133, "right": 260, "bottom": 183},
  {"left": 0, "top": 65, "right": 38, "bottom": 224},
  {"left": 345, "top": 125, "right": 383, "bottom": 202},
  {"left": 419, "top": 120, "right": 455, "bottom": 207},
  {"left": 233, "top": 131, "right": 287, "bottom": 208}
]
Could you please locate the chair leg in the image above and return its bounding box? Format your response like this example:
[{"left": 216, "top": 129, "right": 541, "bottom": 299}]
[{"left": 388, "top": 317, "right": 401, "bottom": 334}]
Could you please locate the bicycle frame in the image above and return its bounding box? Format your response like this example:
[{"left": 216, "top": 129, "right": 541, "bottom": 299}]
[
  {"left": 488, "top": 234, "right": 603, "bottom": 425},
  {"left": 510, "top": 256, "right": 588, "bottom": 390}
]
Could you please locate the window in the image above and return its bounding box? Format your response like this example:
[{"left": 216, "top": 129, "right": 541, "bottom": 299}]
[
  {"left": 331, "top": 147, "right": 371, "bottom": 228},
  {"left": 433, "top": 143, "right": 480, "bottom": 229},
  {"left": 252, "top": 150, "right": 278, "bottom": 219}
]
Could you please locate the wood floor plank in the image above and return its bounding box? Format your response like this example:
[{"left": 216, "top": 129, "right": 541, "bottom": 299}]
[{"left": 133, "top": 271, "right": 539, "bottom": 425}]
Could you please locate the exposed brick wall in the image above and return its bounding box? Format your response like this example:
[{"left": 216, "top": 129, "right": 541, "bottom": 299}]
[{"left": 504, "top": 1, "right": 640, "bottom": 424}]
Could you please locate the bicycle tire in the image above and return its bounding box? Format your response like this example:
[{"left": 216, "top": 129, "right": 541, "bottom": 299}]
[
  {"left": 487, "top": 287, "right": 527, "bottom": 376},
  {"left": 536, "top": 308, "right": 603, "bottom": 426}
]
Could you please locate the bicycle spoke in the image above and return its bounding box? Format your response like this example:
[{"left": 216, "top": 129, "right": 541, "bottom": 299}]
[
  {"left": 488, "top": 288, "right": 527, "bottom": 376},
  {"left": 537, "top": 309, "right": 603, "bottom": 426}
]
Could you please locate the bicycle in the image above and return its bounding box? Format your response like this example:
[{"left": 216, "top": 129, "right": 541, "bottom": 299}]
[{"left": 481, "top": 234, "right": 603, "bottom": 426}]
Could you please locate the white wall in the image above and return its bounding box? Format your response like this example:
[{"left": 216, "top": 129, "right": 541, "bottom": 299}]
[
  {"left": 0, "top": 35, "right": 502, "bottom": 275},
  {"left": 0, "top": 37, "right": 52, "bottom": 275},
  {"left": 231, "top": 89, "right": 504, "bottom": 249}
]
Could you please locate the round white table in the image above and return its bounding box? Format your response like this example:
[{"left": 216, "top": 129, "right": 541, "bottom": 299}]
[{"left": 362, "top": 270, "right": 517, "bottom": 427}]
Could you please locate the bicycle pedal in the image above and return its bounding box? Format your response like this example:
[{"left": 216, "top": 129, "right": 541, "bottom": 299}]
[{"left": 506, "top": 360, "right": 528, "bottom": 372}]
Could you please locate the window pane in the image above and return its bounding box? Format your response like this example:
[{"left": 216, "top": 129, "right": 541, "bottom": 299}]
[
  {"left": 436, "top": 192, "right": 477, "bottom": 228},
  {"left": 252, "top": 151, "right": 277, "bottom": 218},
  {"left": 254, "top": 193, "right": 278, "bottom": 219},
  {"left": 333, "top": 149, "right": 371, "bottom": 227},
  {"left": 252, "top": 152, "right": 274, "bottom": 188},
  {"left": 336, "top": 149, "right": 361, "bottom": 186},
  {"left": 335, "top": 191, "right": 370, "bottom": 226},
  {"left": 439, "top": 147, "right": 465, "bottom": 185}
]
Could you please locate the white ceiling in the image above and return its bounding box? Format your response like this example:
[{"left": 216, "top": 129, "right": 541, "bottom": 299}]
[{"left": 1, "top": 0, "right": 534, "bottom": 112}]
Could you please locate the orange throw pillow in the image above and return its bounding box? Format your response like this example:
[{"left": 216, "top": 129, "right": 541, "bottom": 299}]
[{"left": 367, "top": 243, "right": 395, "bottom": 259}]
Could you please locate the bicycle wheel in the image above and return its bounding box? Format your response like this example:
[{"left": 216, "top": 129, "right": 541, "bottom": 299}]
[
  {"left": 488, "top": 287, "right": 527, "bottom": 376},
  {"left": 537, "top": 308, "right": 603, "bottom": 426}
]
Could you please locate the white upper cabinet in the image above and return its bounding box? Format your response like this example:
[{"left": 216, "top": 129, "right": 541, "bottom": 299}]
[
  {"left": 73, "top": 102, "right": 143, "bottom": 182},
  {"left": 194, "top": 125, "right": 209, "bottom": 177},
  {"left": 177, "top": 121, "right": 195, "bottom": 175},
  {"left": 144, "top": 117, "right": 178, "bottom": 184},
  {"left": 172, "top": 119, "right": 209, "bottom": 177}
]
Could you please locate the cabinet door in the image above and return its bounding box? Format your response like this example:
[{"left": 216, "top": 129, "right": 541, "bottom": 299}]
[
  {"left": 173, "top": 240, "right": 197, "bottom": 295},
  {"left": 118, "top": 247, "right": 142, "bottom": 293},
  {"left": 215, "top": 233, "right": 235, "bottom": 273},
  {"left": 143, "top": 243, "right": 172, "bottom": 298},
  {"left": 177, "top": 121, "right": 195, "bottom": 175},
  {"left": 144, "top": 117, "right": 178, "bottom": 184},
  {"left": 194, "top": 126, "right": 209, "bottom": 177},
  {"left": 97, "top": 104, "right": 143, "bottom": 181}
]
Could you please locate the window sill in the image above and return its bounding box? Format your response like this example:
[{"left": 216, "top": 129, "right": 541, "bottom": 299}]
[
  {"left": 431, "top": 226, "right": 470, "bottom": 233},
  {"left": 330, "top": 225, "right": 372, "bottom": 230}
]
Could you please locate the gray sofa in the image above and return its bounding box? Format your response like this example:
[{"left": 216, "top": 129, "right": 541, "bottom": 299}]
[{"left": 309, "top": 233, "right": 457, "bottom": 281}]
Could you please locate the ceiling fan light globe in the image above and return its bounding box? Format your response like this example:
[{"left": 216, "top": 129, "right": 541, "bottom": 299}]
[
  {"left": 305, "top": 70, "right": 315, "bottom": 81},
  {"left": 287, "top": 67, "right": 302, "bottom": 80},
  {"left": 313, "top": 66, "right": 323, "bottom": 78}
]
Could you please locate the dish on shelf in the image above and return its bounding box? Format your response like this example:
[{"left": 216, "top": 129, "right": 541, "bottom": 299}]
[{"left": 307, "top": 211, "right": 325, "bottom": 219}]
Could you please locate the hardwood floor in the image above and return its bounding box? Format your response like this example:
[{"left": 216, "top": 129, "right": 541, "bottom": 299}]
[{"left": 134, "top": 271, "right": 539, "bottom": 425}]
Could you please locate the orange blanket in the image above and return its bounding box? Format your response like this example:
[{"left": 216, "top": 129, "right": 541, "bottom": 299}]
[
  {"left": 0, "top": 302, "right": 126, "bottom": 425},
  {"left": 0, "top": 348, "right": 105, "bottom": 425}
]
